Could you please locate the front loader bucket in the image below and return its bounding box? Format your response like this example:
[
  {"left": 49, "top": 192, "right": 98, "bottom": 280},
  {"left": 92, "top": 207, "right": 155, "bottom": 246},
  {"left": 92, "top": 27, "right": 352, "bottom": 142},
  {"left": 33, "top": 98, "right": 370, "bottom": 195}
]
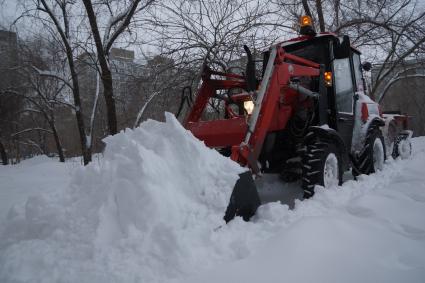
[{"left": 224, "top": 171, "right": 261, "bottom": 223}]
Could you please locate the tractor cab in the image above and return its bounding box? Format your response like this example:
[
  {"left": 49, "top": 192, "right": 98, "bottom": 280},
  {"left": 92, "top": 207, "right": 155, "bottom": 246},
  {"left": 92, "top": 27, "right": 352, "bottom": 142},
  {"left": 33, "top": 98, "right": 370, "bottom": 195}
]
[{"left": 256, "top": 32, "right": 368, "bottom": 153}]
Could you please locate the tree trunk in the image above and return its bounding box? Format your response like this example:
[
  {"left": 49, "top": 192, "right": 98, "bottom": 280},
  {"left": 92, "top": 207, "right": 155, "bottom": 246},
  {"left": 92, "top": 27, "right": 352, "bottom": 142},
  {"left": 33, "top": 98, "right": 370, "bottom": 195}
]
[
  {"left": 301, "top": 0, "right": 312, "bottom": 18},
  {"left": 39, "top": 0, "right": 91, "bottom": 165},
  {"left": 62, "top": 30, "right": 91, "bottom": 165},
  {"left": 334, "top": 0, "right": 340, "bottom": 28},
  {"left": 49, "top": 121, "right": 65, "bottom": 162},
  {"left": 315, "top": 0, "right": 326, "bottom": 32},
  {"left": 69, "top": 60, "right": 91, "bottom": 165},
  {"left": 82, "top": 0, "right": 118, "bottom": 135},
  {"left": 15, "top": 139, "right": 20, "bottom": 164},
  {"left": 0, "top": 141, "right": 8, "bottom": 165},
  {"left": 102, "top": 70, "right": 118, "bottom": 135}
]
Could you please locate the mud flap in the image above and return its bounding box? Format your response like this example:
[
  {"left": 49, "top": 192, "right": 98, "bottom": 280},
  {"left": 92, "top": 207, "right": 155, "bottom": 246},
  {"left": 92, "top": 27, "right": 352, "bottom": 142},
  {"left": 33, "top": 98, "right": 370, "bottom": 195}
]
[{"left": 224, "top": 171, "right": 261, "bottom": 223}]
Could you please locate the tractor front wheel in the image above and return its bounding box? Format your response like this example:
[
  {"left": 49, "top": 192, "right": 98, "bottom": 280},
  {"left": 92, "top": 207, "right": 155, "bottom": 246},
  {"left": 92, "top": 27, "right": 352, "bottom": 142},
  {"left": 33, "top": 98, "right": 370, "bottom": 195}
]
[{"left": 302, "top": 141, "right": 343, "bottom": 199}]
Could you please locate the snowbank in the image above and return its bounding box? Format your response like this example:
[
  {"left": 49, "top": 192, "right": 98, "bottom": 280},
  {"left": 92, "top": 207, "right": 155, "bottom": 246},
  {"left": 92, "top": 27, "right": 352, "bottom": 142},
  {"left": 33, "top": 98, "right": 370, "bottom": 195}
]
[
  {"left": 178, "top": 137, "right": 425, "bottom": 283},
  {"left": 1, "top": 115, "right": 425, "bottom": 283},
  {"left": 0, "top": 113, "right": 244, "bottom": 283}
]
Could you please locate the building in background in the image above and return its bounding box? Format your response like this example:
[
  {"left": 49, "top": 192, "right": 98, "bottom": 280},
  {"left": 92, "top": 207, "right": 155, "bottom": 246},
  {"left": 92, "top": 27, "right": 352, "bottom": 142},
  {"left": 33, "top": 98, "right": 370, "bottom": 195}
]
[
  {"left": 0, "top": 30, "right": 18, "bottom": 89},
  {"left": 0, "top": 30, "right": 23, "bottom": 162}
]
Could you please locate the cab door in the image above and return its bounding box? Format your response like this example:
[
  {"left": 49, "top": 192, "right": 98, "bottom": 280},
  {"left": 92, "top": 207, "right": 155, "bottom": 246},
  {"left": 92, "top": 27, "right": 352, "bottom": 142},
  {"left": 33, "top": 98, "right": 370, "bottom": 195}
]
[{"left": 333, "top": 56, "right": 355, "bottom": 151}]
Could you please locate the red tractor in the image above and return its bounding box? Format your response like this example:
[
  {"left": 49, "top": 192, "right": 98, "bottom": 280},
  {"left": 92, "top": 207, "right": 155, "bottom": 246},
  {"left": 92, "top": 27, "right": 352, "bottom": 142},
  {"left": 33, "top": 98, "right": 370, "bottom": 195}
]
[{"left": 182, "top": 16, "right": 412, "bottom": 222}]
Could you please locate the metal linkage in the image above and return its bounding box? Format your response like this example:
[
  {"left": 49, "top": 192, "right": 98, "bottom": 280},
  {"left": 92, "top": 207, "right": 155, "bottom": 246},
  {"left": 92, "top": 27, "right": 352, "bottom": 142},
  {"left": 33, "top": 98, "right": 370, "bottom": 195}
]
[{"left": 243, "top": 46, "right": 277, "bottom": 145}]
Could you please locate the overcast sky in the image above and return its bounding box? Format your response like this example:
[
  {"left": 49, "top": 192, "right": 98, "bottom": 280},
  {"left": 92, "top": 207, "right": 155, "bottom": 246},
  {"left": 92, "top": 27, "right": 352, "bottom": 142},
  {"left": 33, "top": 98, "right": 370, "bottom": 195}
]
[
  {"left": 0, "top": 0, "right": 19, "bottom": 28},
  {"left": 2, "top": 0, "right": 425, "bottom": 29},
  {"left": 1, "top": 0, "right": 424, "bottom": 63}
]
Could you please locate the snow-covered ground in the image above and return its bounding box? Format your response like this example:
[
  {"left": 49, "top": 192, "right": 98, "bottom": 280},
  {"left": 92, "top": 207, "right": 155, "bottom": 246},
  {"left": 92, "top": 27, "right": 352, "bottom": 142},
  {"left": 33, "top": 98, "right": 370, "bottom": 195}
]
[
  {"left": 0, "top": 156, "right": 75, "bottom": 222},
  {"left": 1, "top": 114, "right": 424, "bottom": 283}
]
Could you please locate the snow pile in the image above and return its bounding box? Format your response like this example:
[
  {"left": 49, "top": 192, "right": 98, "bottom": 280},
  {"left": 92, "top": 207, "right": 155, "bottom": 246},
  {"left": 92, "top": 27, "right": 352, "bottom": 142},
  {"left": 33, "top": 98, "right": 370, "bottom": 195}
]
[
  {"left": 0, "top": 113, "right": 244, "bottom": 283},
  {"left": 179, "top": 137, "right": 425, "bottom": 283}
]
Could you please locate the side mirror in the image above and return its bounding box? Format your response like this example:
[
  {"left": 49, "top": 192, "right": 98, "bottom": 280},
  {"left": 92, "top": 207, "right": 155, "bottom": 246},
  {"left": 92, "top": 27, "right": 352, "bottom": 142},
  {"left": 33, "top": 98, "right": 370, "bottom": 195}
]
[
  {"left": 362, "top": 62, "right": 372, "bottom": 72},
  {"left": 334, "top": 35, "right": 351, "bottom": 59}
]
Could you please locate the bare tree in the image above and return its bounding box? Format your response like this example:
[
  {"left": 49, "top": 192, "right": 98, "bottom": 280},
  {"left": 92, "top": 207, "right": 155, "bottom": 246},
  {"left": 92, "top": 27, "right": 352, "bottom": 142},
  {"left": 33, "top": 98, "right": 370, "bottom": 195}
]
[
  {"left": 0, "top": 141, "right": 7, "bottom": 164},
  {"left": 146, "top": 0, "right": 286, "bottom": 85},
  {"left": 12, "top": 0, "right": 154, "bottom": 163},
  {"left": 14, "top": 36, "right": 74, "bottom": 162},
  {"left": 20, "top": 73, "right": 66, "bottom": 162},
  {"left": 1, "top": 47, "right": 68, "bottom": 163},
  {"left": 0, "top": 29, "right": 20, "bottom": 164},
  {"left": 81, "top": 0, "right": 155, "bottom": 135},
  {"left": 142, "top": 0, "right": 288, "bottom": 119},
  {"left": 30, "top": 0, "right": 92, "bottom": 164},
  {"left": 133, "top": 55, "right": 195, "bottom": 126}
]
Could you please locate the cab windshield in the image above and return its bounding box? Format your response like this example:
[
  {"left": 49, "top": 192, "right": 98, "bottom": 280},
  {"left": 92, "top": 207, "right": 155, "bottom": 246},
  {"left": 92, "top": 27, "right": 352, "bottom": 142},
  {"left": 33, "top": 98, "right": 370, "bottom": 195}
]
[{"left": 284, "top": 40, "right": 329, "bottom": 65}]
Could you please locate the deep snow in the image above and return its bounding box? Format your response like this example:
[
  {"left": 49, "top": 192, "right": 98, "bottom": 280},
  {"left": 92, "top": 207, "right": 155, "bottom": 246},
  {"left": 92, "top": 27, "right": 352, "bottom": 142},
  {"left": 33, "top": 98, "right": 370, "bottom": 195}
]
[
  {"left": 180, "top": 137, "right": 425, "bottom": 283},
  {"left": 1, "top": 113, "right": 425, "bottom": 283},
  {"left": 0, "top": 156, "right": 74, "bottom": 221}
]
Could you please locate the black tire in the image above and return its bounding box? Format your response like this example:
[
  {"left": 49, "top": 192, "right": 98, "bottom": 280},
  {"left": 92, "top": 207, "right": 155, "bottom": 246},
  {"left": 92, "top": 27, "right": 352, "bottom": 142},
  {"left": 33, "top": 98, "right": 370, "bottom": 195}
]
[
  {"left": 392, "top": 135, "right": 412, "bottom": 159},
  {"left": 302, "top": 140, "right": 343, "bottom": 199},
  {"left": 353, "top": 127, "right": 386, "bottom": 176}
]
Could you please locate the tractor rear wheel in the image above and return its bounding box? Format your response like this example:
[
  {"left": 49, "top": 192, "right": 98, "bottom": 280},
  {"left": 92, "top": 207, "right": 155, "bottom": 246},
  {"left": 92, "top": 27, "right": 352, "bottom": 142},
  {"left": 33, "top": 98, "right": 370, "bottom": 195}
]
[
  {"left": 302, "top": 141, "right": 343, "bottom": 199},
  {"left": 392, "top": 135, "right": 412, "bottom": 159},
  {"left": 354, "top": 127, "right": 386, "bottom": 176}
]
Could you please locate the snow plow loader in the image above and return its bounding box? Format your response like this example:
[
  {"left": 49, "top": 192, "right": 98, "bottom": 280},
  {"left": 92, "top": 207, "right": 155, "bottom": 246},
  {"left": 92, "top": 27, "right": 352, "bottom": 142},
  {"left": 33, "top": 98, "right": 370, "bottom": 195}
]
[{"left": 182, "top": 16, "right": 412, "bottom": 222}]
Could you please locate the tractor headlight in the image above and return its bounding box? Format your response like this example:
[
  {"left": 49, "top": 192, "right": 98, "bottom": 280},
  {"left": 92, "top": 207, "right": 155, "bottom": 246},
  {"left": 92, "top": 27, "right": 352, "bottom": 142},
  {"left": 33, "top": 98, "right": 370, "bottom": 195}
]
[
  {"left": 324, "top": 71, "right": 333, "bottom": 87},
  {"left": 244, "top": 100, "right": 254, "bottom": 115}
]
